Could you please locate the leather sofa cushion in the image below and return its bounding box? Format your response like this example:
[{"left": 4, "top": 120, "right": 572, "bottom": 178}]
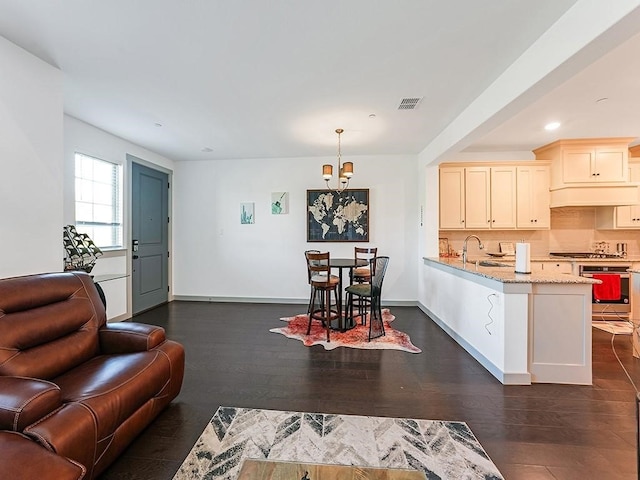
[
  {"left": 54, "top": 351, "right": 170, "bottom": 440},
  {"left": 0, "top": 431, "right": 86, "bottom": 480},
  {"left": 0, "top": 272, "right": 104, "bottom": 379},
  {"left": 99, "top": 322, "right": 166, "bottom": 354},
  {"left": 0, "top": 377, "right": 61, "bottom": 431}
]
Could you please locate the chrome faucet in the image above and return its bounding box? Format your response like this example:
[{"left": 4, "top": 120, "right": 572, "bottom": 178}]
[{"left": 462, "top": 235, "right": 484, "bottom": 266}]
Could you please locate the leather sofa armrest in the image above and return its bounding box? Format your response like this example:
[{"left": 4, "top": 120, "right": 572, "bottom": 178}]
[
  {"left": 0, "top": 431, "right": 86, "bottom": 480},
  {"left": 99, "top": 322, "right": 167, "bottom": 354},
  {"left": 0, "top": 377, "right": 61, "bottom": 431}
]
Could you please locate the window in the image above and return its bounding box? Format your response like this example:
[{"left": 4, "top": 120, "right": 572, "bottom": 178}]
[{"left": 74, "top": 153, "right": 123, "bottom": 249}]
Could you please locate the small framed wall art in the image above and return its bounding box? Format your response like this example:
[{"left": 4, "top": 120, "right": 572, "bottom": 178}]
[
  {"left": 271, "top": 192, "right": 289, "bottom": 214},
  {"left": 240, "top": 202, "right": 255, "bottom": 224}
]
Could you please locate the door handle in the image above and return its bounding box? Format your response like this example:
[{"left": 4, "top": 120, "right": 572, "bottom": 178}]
[{"left": 133, "top": 255, "right": 139, "bottom": 260}]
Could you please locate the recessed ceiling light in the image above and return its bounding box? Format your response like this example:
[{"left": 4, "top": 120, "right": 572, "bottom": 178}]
[
  {"left": 201, "top": 147, "right": 213, "bottom": 153},
  {"left": 369, "top": 113, "right": 376, "bottom": 118},
  {"left": 154, "top": 122, "right": 162, "bottom": 127},
  {"left": 544, "top": 122, "right": 561, "bottom": 131},
  {"left": 596, "top": 97, "right": 609, "bottom": 103}
]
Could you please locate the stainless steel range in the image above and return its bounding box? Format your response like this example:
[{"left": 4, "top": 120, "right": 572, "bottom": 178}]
[
  {"left": 579, "top": 264, "right": 631, "bottom": 319},
  {"left": 549, "top": 252, "right": 626, "bottom": 259},
  {"left": 549, "top": 252, "right": 631, "bottom": 319}
]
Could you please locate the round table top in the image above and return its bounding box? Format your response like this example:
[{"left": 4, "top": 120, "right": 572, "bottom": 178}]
[{"left": 329, "top": 258, "right": 368, "bottom": 268}]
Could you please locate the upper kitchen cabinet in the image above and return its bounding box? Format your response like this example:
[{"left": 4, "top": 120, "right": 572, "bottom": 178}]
[
  {"left": 464, "top": 167, "right": 491, "bottom": 229},
  {"left": 596, "top": 157, "right": 640, "bottom": 229},
  {"left": 439, "top": 166, "right": 466, "bottom": 229},
  {"left": 533, "top": 138, "right": 638, "bottom": 208},
  {"left": 561, "top": 146, "right": 626, "bottom": 183},
  {"left": 534, "top": 138, "right": 633, "bottom": 184},
  {"left": 439, "top": 164, "right": 517, "bottom": 230},
  {"left": 615, "top": 160, "right": 640, "bottom": 227},
  {"left": 516, "top": 165, "right": 550, "bottom": 229}
]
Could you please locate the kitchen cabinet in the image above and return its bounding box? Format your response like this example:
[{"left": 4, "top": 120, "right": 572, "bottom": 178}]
[
  {"left": 531, "top": 261, "right": 545, "bottom": 273},
  {"left": 533, "top": 138, "right": 636, "bottom": 208},
  {"left": 516, "top": 165, "right": 550, "bottom": 229},
  {"left": 561, "top": 146, "right": 627, "bottom": 183},
  {"left": 595, "top": 160, "right": 640, "bottom": 229},
  {"left": 614, "top": 160, "right": 640, "bottom": 227},
  {"left": 440, "top": 163, "right": 545, "bottom": 231},
  {"left": 543, "top": 262, "right": 573, "bottom": 274},
  {"left": 490, "top": 166, "right": 518, "bottom": 229},
  {"left": 531, "top": 261, "right": 572, "bottom": 274},
  {"left": 465, "top": 166, "right": 516, "bottom": 229},
  {"left": 534, "top": 138, "right": 633, "bottom": 186},
  {"left": 464, "top": 167, "right": 490, "bottom": 229},
  {"left": 439, "top": 166, "right": 465, "bottom": 229}
]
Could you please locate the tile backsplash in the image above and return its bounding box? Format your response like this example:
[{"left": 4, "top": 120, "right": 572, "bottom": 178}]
[{"left": 440, "top": 207, "right": 640, "bottom": 257}]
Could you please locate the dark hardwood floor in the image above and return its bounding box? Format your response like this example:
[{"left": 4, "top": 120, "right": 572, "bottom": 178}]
[{"left": 99, "top": 302, "right": 640, "bottom": 479}]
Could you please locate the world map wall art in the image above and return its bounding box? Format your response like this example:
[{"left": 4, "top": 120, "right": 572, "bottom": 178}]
[{"left": 307, "top": 189, "right": 369, "bottom": 242}]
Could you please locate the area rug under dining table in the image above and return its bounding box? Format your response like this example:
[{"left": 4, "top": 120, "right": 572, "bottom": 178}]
[
  {"left": 173, "top": 407, "right": 504, "bottom": 480},
  {"left": 270, "top": 308, "right": 422, "bottom": 353}
]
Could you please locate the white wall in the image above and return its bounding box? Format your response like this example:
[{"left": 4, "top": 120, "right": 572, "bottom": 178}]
[
  {"left": 63, "top": 115, "right": 176, "bottom": 225},
  {"left": 173, "top": 154, "right": 419, "bottom": 304},
  {"left": 63, "top": 115, "right": 176, "bottom": 319},
  {"left": 0, "top": 36, "right": 64, "bottom": 278}
]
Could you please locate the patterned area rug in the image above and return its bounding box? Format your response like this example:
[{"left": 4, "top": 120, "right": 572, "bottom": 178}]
[
  {"left": 270, "top": 308, "right": 422, "bottom": 353},
  {"left": 173, "top": 407, "right": 504, "bottom": 480}
]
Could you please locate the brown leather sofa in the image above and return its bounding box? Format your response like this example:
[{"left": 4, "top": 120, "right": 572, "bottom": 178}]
[{"left": 0, "top": 272, "right": 185, "bottom": 479}]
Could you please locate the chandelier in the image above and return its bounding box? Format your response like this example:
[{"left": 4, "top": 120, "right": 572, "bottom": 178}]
[{"left": 322, "top": 128, "right": 353, "bottom": 193}]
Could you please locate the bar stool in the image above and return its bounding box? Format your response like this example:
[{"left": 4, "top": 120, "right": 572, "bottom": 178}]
[
  {"left": 304, "top": 250, "right": 320, "bottom": 317},
  {"left": 306, "top": 251, "right": 341, "bottom": 342},
  {"left": 352, "top": 247, "right": 377, "bottom": 284},
  {"left": 346, "top": 256, "right": 389, "bottom": 340},
  {"left": 350, "top": 247, "right": 377, "bottom": 321}
]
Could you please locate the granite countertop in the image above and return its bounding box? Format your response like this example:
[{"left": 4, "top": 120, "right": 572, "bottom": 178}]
[
  {"left": 534, "top": 256, "right": 639, "bottom": 263},
  {"left": 467, "top": 255, "right": 640, "bottom": 263},
  {"left": 424, "top": 257, "right": 600, "bottom": 284}
]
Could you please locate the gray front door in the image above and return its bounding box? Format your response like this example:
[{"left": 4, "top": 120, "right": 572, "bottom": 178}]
[{"left": 131, "top": 159, "right": 169, "bottom": 314}]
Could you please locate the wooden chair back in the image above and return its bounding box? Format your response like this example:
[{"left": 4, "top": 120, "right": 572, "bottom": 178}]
[
  {"left": 354, "top": 246, "right": 377, "bottom": 277},
  {"left": 306, "top": 251, "right": 331, "bottom": 281},
  {"left": 304, "top": 249, "right": 320, "bottom": 284}
]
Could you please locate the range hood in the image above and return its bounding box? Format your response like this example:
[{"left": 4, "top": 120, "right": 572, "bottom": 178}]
[{"left": 549, "top": 183, "right": 640, "bottom": 208}]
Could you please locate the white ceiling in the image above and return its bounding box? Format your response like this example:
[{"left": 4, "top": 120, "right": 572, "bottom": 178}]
[{"left": 0, "top": 1, "right": 638, "bottom": 162}]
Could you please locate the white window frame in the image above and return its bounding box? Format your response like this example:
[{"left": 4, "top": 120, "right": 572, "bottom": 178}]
[{"left": 74, "top": 152, "right": 123, "bottom": 249}]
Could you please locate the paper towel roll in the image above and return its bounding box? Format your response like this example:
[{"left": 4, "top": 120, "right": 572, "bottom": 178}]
[{"left": 515, "top": 242, "right": 531, "bottom": 274}]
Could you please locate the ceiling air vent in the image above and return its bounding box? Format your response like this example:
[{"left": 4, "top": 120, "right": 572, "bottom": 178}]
[{"left": 398, "top": 97, "right": 422, "bottom": 110}]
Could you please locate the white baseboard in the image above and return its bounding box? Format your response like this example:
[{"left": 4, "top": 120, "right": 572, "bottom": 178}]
[{"left": 172, "top": 295, "right": 417, "bottom": 307}]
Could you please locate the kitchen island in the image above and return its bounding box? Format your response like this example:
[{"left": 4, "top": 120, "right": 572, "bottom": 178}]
[{"left": 420, "top": 257, "right": 599, "bottom": 385}]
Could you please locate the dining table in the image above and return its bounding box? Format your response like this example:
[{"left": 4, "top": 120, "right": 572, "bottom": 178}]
[{"left": 328, "top": 257, "right": 368, "bottom": 330}]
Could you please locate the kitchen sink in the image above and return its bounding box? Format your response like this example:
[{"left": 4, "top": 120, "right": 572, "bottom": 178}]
[{"left": 477, "top": 260, "right": 511, "bottom": 268}]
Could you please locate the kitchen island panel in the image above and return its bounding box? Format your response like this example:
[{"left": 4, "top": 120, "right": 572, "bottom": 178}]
[
  {"left": 421, "top": 258, "right": 593, "bottom": 385},
  {"left": 529, "top": 285, "right": 592, "bottom": 384}
]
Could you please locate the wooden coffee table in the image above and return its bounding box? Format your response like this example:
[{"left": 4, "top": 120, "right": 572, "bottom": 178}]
[{"left": 237, "top": 458, "right": 427, "bottom": 479}]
